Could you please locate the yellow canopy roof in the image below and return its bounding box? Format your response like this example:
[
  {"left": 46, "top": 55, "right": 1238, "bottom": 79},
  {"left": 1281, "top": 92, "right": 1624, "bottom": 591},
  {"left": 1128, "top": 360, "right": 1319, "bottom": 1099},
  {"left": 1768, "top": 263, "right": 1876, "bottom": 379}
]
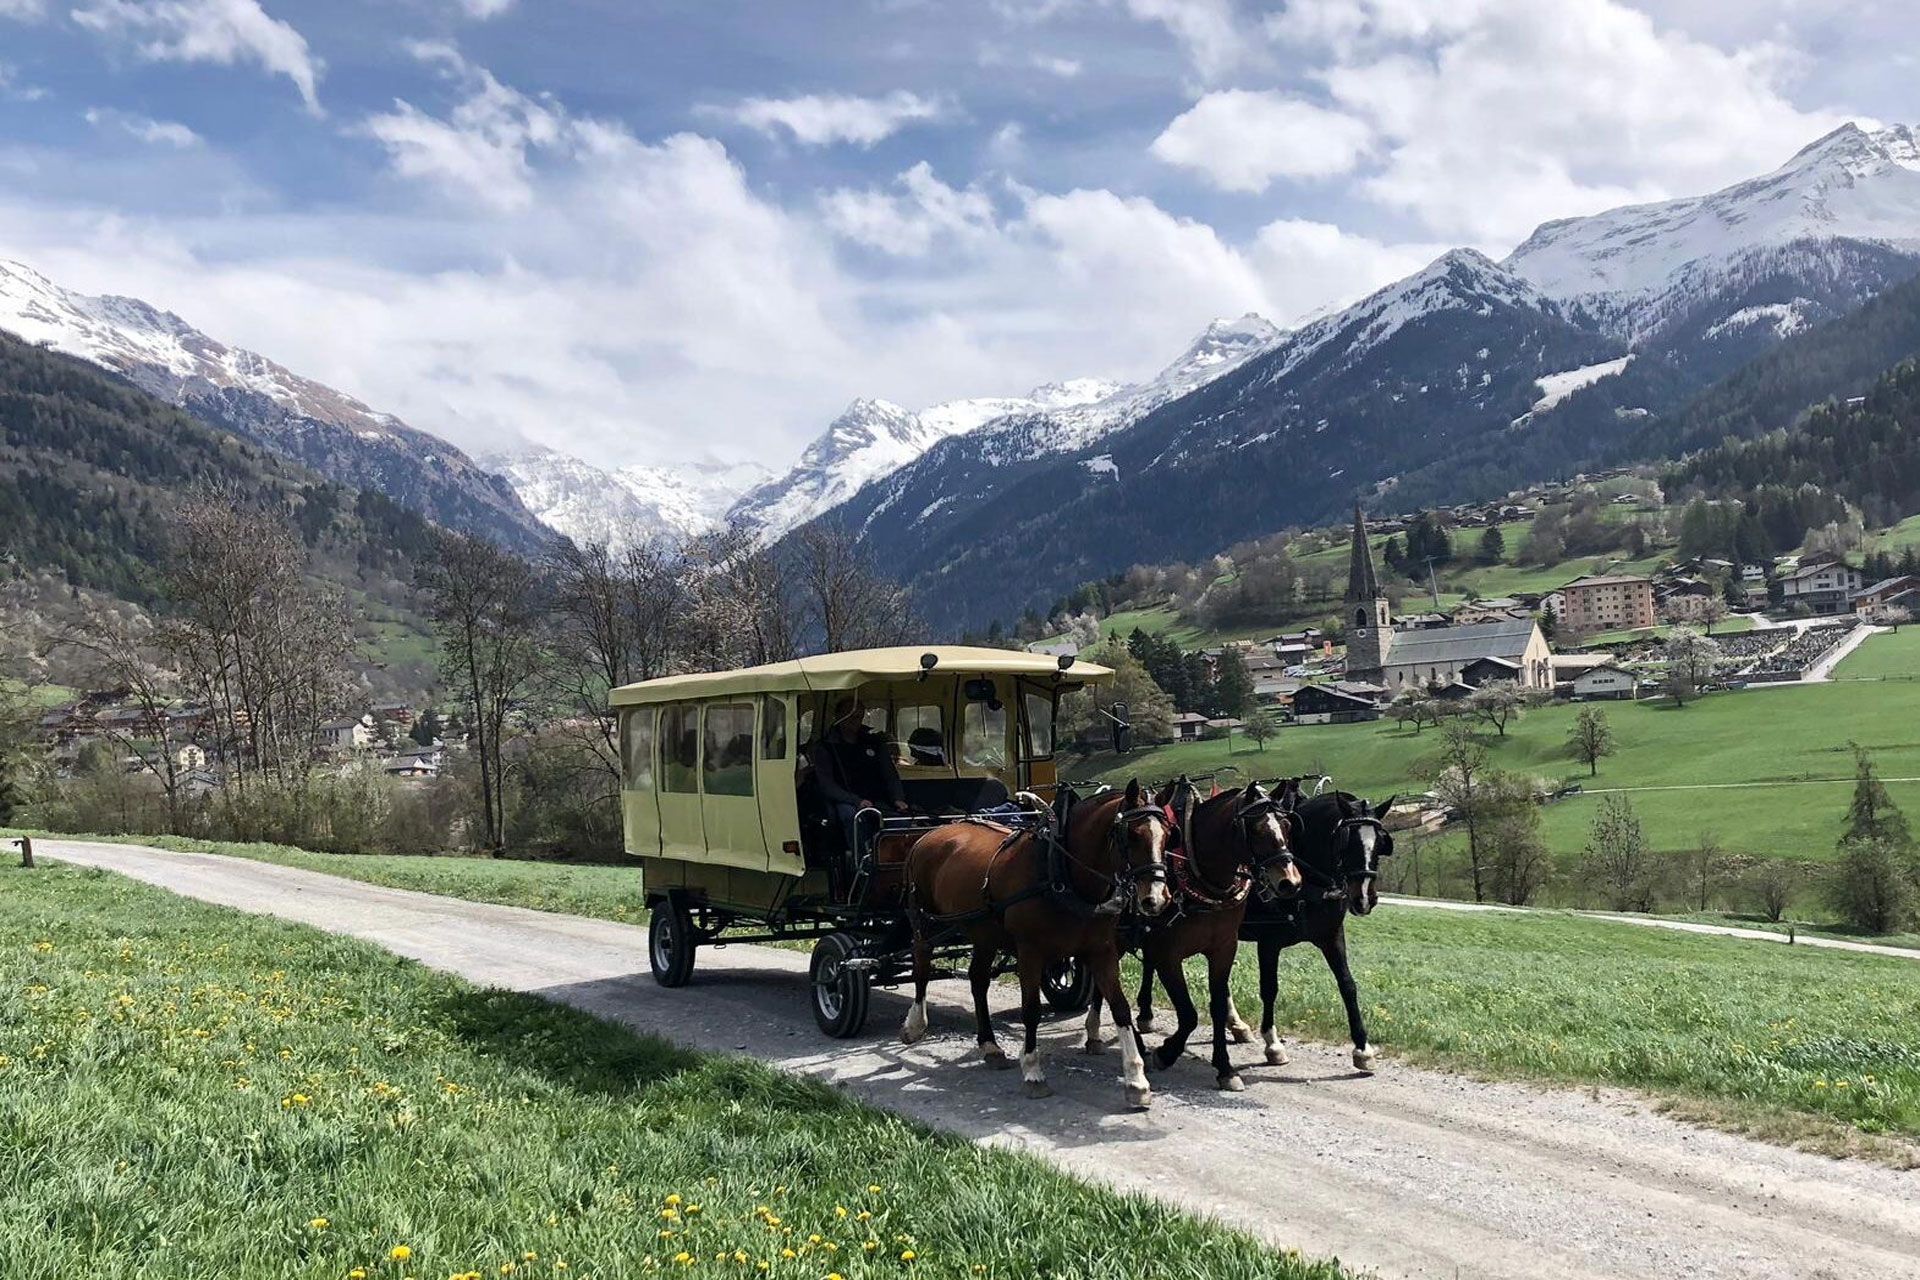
[{"left": 609, "top": 645, "right": 1113, "bottom": 706}]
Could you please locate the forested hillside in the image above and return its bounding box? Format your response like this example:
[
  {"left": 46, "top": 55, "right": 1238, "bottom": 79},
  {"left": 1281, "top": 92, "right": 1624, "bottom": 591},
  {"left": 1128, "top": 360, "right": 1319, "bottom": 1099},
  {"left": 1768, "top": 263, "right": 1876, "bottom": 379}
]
[
  {"left": 1674, "top": 356, "right": 1920, "bottom": 530},
  {"left": 0, "top": 330, "right": 437, "bottom": 604}
]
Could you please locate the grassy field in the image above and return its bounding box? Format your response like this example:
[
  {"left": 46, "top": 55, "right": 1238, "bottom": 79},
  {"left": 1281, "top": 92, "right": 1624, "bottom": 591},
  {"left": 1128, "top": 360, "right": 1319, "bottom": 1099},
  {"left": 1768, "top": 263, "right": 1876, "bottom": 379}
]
[
  {"left": 1833, "top": 627, "right": 1920, "bottom": 681},
  {"left": 1202, "top": 903, "right": 1920, "bottom": 1156},
  {"left": 1078, "top": 679, "right": 1920, "bottom": 861},
  {"left": 1, "top": 863, "right": 1342, "bottom": 1280},
  {"left": 1867, "top": 513, "right": 1920, "bottom": 556}
]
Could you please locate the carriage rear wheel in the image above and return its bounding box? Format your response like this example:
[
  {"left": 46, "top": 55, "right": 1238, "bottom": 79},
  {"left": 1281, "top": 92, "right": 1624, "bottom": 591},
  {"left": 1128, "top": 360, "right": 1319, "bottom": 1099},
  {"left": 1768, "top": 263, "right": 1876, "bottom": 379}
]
[
  {"left": 648, "top": 899, "right": 696, "bottom": 988},
  {"left": 810, "top": 932, "right": 872, "bottom": 1038},
  {"left": 1042, "top": 958, "right": 1095, "bottom": 1013}
]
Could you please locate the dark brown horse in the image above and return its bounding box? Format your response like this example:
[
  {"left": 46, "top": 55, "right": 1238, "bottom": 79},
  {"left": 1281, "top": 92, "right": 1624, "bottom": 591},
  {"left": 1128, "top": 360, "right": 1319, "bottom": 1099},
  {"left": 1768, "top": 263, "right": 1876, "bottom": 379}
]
[
  {"left": 1120, "top": 779, "right": 1303, "bottom": 1090},
  {"left": 900, "top": 781, "right": 1172, "bottom": 1108}
]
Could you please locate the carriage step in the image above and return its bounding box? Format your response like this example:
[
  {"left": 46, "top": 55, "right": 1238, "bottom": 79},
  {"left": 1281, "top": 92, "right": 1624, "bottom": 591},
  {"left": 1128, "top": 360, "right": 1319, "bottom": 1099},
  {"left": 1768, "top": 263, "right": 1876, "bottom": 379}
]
[{"left": 843, "top": 957, "right": 880, "bottom": 972}]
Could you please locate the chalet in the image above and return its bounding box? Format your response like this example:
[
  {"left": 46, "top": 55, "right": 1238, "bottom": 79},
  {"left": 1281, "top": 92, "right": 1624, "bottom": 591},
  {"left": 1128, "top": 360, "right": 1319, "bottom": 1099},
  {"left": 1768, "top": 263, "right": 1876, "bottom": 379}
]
[
  {"left": 1569, "top": 664, "right": 1639, "bottom": 701},
  {"left": 1290, "top": 684, "right": 1380, "bottom": 725},
  {"left": 318, "top": 714, "right": 376, "bottom": 753},
  {"left": 371, "top": 702, "right": 417, "bottom": 725},
  {"left": 1853, "top": 576, "right": 1920, "bottom": 616},
  {"left": 1333, "top": 680, "right": 1389, "bottom": 702},
  {"left": 1780, "top": 554, "right": 1864, "bottom": 615},
  {"left": 383, "top": 752, "right": 440, "bottom": 779},
  {"left": 1171, "top": 711, "right": 1210, "bottom": 742}
]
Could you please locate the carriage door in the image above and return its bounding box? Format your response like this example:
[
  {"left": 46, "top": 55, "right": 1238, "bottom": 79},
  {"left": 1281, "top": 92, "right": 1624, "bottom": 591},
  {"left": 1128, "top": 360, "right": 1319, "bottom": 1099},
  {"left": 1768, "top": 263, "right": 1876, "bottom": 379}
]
[
  {"left": 701, "top": 701, "right": 768, "bottom": 873},
  {"left": 1016, "top": 681, "right": 1058, "bottom": 798},
  {"left": 621, "top": 707, "right": 662, "bottom": 858},
  {"left": 656, "top": 702, "right": 705, "bottom": 862}
]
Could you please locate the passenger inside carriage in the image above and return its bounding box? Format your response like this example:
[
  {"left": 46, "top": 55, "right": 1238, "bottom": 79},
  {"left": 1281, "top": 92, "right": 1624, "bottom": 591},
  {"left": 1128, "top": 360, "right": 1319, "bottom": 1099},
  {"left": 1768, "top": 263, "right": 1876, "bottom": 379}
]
[{"left": 807, "top": 695, "right": 909, "bottom": 857}]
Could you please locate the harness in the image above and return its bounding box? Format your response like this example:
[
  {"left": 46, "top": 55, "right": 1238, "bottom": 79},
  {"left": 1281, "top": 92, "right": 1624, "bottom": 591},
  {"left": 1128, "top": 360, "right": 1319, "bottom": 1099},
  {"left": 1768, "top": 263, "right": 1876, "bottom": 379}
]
[{"left": 914, "top": 803, "right": 1171, "bottom": 928}]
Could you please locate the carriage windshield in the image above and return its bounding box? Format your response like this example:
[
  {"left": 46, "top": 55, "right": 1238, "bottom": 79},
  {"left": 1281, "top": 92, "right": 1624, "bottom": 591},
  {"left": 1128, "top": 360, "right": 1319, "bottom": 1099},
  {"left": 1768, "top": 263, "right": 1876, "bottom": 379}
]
[
  {"left": 960, "top": 698, "right": 1007, "bottom": 769},
  {"left": 893, "top": 701, "right": 946, "bottom": 767},
  {"left": 1023, "top": 690, "right": 1055, "bottom": 759}
]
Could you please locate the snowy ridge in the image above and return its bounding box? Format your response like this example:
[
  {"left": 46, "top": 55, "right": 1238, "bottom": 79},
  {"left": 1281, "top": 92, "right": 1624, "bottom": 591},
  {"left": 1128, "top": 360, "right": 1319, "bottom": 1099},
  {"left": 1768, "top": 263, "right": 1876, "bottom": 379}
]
[
  {"left": 487, "top": 448, "right": 770, "bottom": 551},
  {"left": 1505, "top": 123, "right": 1920, "bottom": 337}
]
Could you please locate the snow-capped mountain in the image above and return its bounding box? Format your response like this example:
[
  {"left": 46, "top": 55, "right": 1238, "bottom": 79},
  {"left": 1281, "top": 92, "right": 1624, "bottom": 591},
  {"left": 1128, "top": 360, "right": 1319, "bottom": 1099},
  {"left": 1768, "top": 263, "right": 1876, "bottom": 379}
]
[
  {"left": 1506, "top": 123, "right": 1920, "bottom": 341},
  {"left": 488, "top": 447, "right": 770, "bottom": 551},
  {"left": 0, "top": 257, "right": 551, "bottom": 552},
  {"left": 727, "top": 381, "right": 1122, "bottom": 541}
]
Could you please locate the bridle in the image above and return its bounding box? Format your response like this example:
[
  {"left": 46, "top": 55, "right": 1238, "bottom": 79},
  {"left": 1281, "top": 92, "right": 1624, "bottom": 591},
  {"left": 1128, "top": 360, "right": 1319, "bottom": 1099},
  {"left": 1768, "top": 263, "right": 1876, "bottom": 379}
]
[
  {"left": 1290, "top": 801, "right": 1393, "bottom": 901},
  {"left": 1160, "top": 784, "right": 1299, "bottom": 911},
  {"left": 1102, "top": 803, "right": 1174, "bottom": 903}
]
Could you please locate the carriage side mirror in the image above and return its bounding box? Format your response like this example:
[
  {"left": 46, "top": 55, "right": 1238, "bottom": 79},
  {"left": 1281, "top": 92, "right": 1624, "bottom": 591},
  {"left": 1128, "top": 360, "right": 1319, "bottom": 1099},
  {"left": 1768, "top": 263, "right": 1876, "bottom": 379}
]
[{"left": 1109, "top": 702, "right": 1132, "bottom": 755}]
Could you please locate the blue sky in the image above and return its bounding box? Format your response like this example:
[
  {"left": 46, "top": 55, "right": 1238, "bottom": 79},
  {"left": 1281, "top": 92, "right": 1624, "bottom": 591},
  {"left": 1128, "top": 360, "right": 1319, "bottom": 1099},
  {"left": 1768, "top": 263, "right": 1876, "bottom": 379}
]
[{"left": 0, "top": 0, "right": 1908, "bottom": 469}]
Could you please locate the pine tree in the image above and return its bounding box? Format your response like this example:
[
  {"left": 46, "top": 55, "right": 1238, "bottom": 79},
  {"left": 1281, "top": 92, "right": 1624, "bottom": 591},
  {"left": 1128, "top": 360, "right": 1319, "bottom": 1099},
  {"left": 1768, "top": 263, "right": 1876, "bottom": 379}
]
[
  {"left": 1478, "top": 525, "right": 1506, "bottom": 564},
  {"left": 1214, "top": 648, "right": 1255, "bottom": 719},
  {"left": 1841, "top": 746, "right": 1914, "bottom": 850}
]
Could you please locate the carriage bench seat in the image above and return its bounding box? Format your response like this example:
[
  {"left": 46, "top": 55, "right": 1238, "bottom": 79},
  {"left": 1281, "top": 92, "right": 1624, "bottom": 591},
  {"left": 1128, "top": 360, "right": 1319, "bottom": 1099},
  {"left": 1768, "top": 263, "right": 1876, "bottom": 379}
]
[{"left": 902, "top": 775, "right": 1010, "bottom": 815}]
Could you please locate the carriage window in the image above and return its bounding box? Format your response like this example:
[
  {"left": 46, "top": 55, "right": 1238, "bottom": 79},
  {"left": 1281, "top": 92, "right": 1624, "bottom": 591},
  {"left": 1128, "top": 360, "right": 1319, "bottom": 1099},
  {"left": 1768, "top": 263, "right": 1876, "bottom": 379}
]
[
  {"left": 797, "top": 703, "right": 817, "bottom": 747},
  {"left": 1023, "top": 691, "right": 1055, "bottom": 759},
  {"left": 761, "top": 696, "right": 788, "bottom": 760},
  {"left": 703, "top": 703, "right": 756, "bottom": 797},
  {"left": 660, "top": 704, "right": 699, "bottom": 794},
  {"left": 622, "top": 708, "right": 656, "bottom": 790},
  {"left": 960, "top": 699, "right": 1007, "bottom": 769},
  {"left": 894, "top": 703, "right": 946, "bottom": 767}
]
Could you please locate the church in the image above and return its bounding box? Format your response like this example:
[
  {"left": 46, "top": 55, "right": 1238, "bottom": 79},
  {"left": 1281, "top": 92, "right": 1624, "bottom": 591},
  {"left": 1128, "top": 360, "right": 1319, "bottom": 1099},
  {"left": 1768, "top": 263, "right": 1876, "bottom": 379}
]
[{"left": 1342, "top": 508, "right": 1553, "bottom": 693}]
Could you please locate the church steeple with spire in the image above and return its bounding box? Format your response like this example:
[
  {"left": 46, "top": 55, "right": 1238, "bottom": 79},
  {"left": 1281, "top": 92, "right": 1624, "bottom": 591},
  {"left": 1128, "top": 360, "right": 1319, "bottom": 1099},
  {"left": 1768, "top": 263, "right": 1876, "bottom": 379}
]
[{"left": 1344, "top": 505, "right": 1392, "bottom": 679}]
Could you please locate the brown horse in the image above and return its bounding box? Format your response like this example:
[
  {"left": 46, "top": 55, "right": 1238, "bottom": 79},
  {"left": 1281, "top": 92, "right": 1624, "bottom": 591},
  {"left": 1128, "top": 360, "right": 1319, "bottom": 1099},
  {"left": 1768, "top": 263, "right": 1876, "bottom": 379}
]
[
  {"left": 899, "top": 781, "right": 1173, "bottom": 1108},
  {"left": 1115, "top": 779, "right": 1302, "bottom": 1090}
]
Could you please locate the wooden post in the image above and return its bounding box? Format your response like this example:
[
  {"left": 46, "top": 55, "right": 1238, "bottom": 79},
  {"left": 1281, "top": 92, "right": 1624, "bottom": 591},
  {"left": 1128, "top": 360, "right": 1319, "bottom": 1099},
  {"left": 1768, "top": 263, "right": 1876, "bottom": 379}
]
[{"left": 17, "top": 836, "right": 32, "bottom": 869}]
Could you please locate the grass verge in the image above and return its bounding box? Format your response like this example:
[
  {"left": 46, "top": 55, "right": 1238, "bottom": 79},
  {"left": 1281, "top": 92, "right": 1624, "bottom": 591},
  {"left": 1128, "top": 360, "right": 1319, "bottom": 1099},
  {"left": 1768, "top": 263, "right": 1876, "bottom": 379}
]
[{"left": 0, "top": 862, "right": 1345, "bottom": 1280}]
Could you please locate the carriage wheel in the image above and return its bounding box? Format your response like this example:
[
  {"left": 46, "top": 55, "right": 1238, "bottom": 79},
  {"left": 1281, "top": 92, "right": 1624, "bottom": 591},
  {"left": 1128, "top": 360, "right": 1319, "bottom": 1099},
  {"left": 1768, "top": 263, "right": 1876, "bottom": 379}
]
[
  {"left": 648, "top": 899, "right": 696, "bottom": 988},
  {"left": 809, "top": 932, "right": 872, "bottom": 1039},
  {"left": 1041, "top": 957, "right": 1095, "bottom": 1013}
]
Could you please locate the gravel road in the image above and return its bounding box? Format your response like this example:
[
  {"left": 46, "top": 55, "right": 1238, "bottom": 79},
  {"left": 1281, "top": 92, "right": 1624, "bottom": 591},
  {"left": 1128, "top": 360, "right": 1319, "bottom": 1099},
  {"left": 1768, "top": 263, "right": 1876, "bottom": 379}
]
[{"left": 37, "top": 838, "right": 1920, "bottom": 1280}]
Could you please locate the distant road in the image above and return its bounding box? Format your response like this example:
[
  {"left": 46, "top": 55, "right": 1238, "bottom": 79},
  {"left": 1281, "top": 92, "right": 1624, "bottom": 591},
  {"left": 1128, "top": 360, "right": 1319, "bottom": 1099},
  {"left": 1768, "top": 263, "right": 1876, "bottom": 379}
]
[{"left": 37, "top": 838, "right": 1920, "bottom": 1280}]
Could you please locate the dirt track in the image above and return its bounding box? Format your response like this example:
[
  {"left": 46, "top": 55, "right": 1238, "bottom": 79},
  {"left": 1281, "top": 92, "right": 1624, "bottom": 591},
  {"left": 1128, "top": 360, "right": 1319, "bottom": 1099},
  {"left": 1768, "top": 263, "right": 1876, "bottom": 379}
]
[{"left": 38, "top": 839, "right": 1920, "bottom": 1280}]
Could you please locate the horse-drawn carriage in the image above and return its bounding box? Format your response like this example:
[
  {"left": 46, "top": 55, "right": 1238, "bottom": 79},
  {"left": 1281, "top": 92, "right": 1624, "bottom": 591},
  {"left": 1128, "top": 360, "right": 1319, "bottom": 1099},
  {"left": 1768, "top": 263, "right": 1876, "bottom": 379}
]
[
  {"left": 613, "top": 646, "right": 1111, "bottom": 1037},
  {"left": 615, "top": 644, "right": 1397, "bottom": 1109}
]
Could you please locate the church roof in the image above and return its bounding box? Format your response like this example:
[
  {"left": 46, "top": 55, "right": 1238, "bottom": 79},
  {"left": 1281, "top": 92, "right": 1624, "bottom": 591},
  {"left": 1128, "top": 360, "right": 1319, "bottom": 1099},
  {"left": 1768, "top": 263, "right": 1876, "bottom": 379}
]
[
  {"left": 1345, "top": 506, "right": 1380, "bottom": 602},
  {"left": 1384, "top": 617, "right": 1539, "bottom": 667}
]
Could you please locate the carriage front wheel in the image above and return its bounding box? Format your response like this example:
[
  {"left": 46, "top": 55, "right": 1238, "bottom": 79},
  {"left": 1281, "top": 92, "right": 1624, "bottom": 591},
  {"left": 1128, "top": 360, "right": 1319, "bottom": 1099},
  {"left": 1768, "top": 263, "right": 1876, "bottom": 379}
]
[
  {"left": 810, "top": 932, "right": 872, "bottom": 1038},
  {"left": 1042, "top": 957, "right": 1095, "bottom": 1013},
  {"left": 648, "top": 899, "right": 696, "bottom": 988}
]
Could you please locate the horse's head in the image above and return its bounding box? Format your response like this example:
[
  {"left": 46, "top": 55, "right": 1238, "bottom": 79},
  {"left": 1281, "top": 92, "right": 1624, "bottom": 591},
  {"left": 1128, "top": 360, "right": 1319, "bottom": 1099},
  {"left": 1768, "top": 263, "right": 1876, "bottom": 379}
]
[
  {"left": 1114, "top": 779, "right": 1173, "bottom": 917},
  {"left": 1337, "top": 792, "right": 1396, "bottom": 916},
  {"left": 1235, "top": 780, "right": 1302, "bottom": 901}
]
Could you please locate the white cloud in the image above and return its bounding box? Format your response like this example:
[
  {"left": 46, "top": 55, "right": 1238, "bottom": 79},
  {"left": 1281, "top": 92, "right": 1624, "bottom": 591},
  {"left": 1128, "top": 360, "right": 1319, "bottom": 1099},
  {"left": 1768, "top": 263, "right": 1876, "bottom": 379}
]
[
  {"left": 364, "top": 56, "right": 575, "bottom": 212},
  {"left": 456, "top": 0, "right": 512, "bottom": 16},
  {"left": 0, "top": 62, "right": 50, "bottom": 99},
  {"left": 69, "top": 0, "right": 322, "bottom": 114},
  {"left": 1270, "top": 0, "right": 1862, "bottom": 243},
  {"left": 715, "top": 90, "right": 946, "bottom": 148},
  {"left": 1031, "top": 53, "right": 1082, "bottom": 77},
  {"left": 84, "top": 106, "right": 202, "bottom": 146},
  {"left": 820, "top": 163, "right": 999, "bottom": 257},
  {"left": 1151, "top": 90, "right": 1372, "bottom": 191},
  {"left": 0, "top": 0, "right": 48, "bottom": 19},
  {"left": 1249, "top": 217, "right": 1447, "bottom": 318},
  {"left": 1124, "top": 0, "right": 1247, "bottom": 80}
]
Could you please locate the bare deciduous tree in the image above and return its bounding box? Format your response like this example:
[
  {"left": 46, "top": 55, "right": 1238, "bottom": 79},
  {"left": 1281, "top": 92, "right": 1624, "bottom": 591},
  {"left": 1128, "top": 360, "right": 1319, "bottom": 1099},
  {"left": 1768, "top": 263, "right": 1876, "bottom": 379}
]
[
  {"left": 1567, "top": 705, "right": 1616, "bottom": 776},
  {"left": 791, "top": 524, "right": 916, "bottom": 653},
  {"left": 1579, "top": 793, "right": 1658, "bottom": 912},
  {"left": 1429, "top": 718, "right": 1493, "bottom": 902},
  {"left": 59, "top": 607, "right": 190, "bottom": 832},
  {"left": 1662, "top": 626, "right": 1721, "bottom": 707},
  {"left": 422, "top": 531, "right": 543, "bottom": 854}
]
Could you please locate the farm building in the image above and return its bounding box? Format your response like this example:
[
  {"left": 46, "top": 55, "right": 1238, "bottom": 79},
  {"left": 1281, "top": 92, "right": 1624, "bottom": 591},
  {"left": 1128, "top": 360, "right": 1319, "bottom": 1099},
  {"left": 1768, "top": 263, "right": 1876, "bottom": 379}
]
[
  {"left": 1291, "top": 684, "right": 1380, "bottom": 725},
  {"left": 1568, "top": 664, "right": 1639, "bottom": 701}
]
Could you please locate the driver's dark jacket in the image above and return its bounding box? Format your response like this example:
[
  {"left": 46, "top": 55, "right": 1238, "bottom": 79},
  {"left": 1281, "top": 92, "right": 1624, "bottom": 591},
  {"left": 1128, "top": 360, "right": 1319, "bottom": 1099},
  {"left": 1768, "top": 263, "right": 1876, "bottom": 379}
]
[{"left": 808, "top": 728, "right": 906, "bottom": 809}]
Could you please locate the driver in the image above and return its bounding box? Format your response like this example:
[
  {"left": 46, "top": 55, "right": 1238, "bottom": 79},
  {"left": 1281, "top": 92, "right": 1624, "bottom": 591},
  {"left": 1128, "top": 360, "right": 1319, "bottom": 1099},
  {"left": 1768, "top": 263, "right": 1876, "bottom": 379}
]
[{"left": 809, "top": 696, "right": 909, "bottom": 855}]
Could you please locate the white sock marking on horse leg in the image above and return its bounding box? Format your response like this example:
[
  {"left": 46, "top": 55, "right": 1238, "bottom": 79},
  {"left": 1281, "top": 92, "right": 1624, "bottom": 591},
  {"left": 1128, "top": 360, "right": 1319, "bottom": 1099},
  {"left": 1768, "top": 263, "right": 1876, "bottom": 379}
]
[
  {"left": 1353, "top": 1043, "right": 1378, "bottom": 1071},
  {"left": 1263, "top": 1027, "right": 1289, "bottom": 1066},
  {"left": 1227, "top": 997, "right": 1254, "bottom": 1043},
  {"left": 1118, "top": 1029, "right": 1152, "bottom": 1108},
  {"left": 901, "top": 1000, "right": 928, "bottom": 1044},
  {"left": 1020, "top": 1049, "right": 1051, "bottom": 1097},
  {"left": 1083, "top": 999, "right": 1107, "bottom": 1053}
]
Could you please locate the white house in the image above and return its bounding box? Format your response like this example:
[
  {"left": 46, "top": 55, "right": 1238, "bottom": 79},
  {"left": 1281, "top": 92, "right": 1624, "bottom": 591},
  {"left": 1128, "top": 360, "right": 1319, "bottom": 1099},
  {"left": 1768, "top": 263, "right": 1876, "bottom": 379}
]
[
  {"left": 318, "top": 714, "right": 376, "bottom": 753},
  {"left": 1570, "top": 664, "right": 1639, "bottom": 701},
  {"left": 1780, "top": 555, "right": 1864, "bottom": 615}
]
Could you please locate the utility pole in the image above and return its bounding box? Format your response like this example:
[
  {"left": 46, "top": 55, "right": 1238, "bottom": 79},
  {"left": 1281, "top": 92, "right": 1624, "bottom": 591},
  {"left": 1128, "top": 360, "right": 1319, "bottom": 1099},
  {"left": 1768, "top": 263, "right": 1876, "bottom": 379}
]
[{"left": 1423, "top": 556, "right": 1441, "bottom": 608}]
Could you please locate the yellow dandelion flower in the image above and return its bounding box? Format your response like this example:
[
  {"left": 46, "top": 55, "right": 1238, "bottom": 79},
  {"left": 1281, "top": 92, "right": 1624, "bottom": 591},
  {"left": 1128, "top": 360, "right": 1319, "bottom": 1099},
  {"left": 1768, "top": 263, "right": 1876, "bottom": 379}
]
[
  {"left": 348, "top": 1270, "right": 366, "bottom": 1280},
  {"left": 901, "top": 1250, "right": 917, "bottom": 1263},
  {"left": 731, "top": 1250, "right": 746, "bottom": 1264},
  {"left": 834, "top": 1206, "right": 847, "bottom": 1219},
  {"left": 662, "top": 1209, "right": 681, "bottom": 1221},
  {"left": 665, "top": 1194, "right": 682, "bottom": 1207},
  {"left": 672, "top": 1253, "right": 692, "bottom": 1266},
  {"left": 391, "top": 1246, "right": 413, "bottom": 1262},
  {"left": 309, "top": 1218, "right": 330, "bottom": 1231},
  {"left": 864, "top": 1241, "right": 878, "bottom": 1253},
  {"left": 555, "top": 1266, "right": 568, "bottom": 1273},
  {"left": 867, "top": 1185, "right": 882, "bottom": 1195},
  {"left": 855, "top": 1211, "right": 870, "bottom": 1222},
  {"left": 500, "top": 1265, "right": 515, "bottom": 1276},
  {"left": 780, "top": 1249, "right": 796, "bottom": 1260},
  {"left": 523, "top": 1253, "right": 538, "bottom": 1263},
  {"left": 808, "top": 1235, "right": 822, "bottom": 1245}
]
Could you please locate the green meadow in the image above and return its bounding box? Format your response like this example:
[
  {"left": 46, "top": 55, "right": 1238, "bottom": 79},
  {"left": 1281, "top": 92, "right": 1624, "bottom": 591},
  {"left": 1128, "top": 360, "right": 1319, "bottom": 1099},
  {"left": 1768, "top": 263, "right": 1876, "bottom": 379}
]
[{"left": 0, "top": 863, "right": 1342, "bottom": 1280}]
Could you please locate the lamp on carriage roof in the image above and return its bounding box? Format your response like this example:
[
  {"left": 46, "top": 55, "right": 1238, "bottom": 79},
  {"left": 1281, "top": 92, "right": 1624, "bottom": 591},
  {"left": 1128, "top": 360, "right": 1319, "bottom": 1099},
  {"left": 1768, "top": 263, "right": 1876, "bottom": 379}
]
[{"left": 918, "top": 652, "right": 938, "bottom": 680}]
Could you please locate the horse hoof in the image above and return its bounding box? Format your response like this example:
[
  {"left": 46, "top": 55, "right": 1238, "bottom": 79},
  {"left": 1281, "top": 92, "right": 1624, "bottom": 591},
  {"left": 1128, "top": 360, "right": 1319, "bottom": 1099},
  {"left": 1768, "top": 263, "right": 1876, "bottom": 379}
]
[
  {"left": 1229, "top": 1025, "right": 1255, "bottom": 1045},
  {"left": 1217, "top": 1073, "right": 1246, "bottom": 1093},
  {"left": 1264, "top": 1047, "right": 1290, "bottom": 1067},
  {"left": 1137, "top": 1013, "right": 1154, "bottom": 1033},
  {"left": 1024, "top": 1080, "right": 1053, "bottom": 1099},
  {"left": 1353, "top": 1046, "right": 1377, "bottom": 1073},
  {"left": 1150, "top": 1045, "right": 1179, "bottom": 1072},
  {"left": 983, "top": 1051, "right": 1014, "bottom": 1070},
  {"left": 1125, "top": 1085, "right": 1153, "bottom": 1110},
  {"left": 1082, "top": 1039, "right": 1107, "bottom": 1056}
]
